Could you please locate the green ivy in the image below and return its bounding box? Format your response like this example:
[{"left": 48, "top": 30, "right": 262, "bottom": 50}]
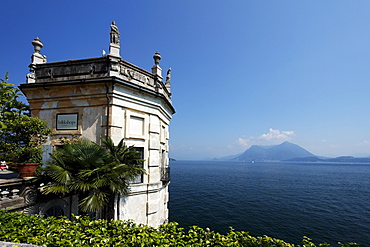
[{"left": 0, "top": 211, "right": 360, "bottom": 246}]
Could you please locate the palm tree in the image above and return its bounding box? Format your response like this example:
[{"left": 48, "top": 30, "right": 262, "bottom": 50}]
[
  {"left": 98, "top": 138, "right": 145, "bottom": 219},
  {"left": 38, "top": 138, "right": 145, "bottom": 220}
]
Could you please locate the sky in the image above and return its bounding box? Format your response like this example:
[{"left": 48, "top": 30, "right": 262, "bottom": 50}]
[{"left": 1, "top": 1, "right": 370, "bottom": 160}]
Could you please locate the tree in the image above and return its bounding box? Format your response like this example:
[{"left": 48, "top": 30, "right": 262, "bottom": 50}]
[
  {"left": 0, "top": 72, "right": 27, "bottom": 129},
  {"left": 0, "top": 74, "right": 51, "bottom": 163},
  {"left": 100, "top": 137, "right": 145, "bottom": 219},
  {"left": 39, "top": 138, "right": 145, "bottom": 219}
]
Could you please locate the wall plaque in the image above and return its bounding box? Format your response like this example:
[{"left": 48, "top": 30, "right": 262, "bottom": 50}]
[{"left": 56, "top": 113, "right": 78, "bottom": 130}]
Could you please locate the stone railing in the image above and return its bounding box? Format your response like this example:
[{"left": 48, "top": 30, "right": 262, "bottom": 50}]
[{"left": 0, "top": 178, "right": 27, "bottom": 211}]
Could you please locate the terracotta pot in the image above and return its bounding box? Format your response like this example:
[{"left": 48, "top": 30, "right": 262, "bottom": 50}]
[{"left": 17, "top": 163, "right": 39, "bottom": 178}]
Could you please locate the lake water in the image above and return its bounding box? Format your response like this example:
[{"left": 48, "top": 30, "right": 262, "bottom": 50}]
[{"left": 168, "top": 160, "right": 370, "bottom": 246}]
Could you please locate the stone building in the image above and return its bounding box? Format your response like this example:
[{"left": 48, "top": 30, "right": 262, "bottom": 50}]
[{"left": 19, "top": 22, "right": 175, "bottom": 227}]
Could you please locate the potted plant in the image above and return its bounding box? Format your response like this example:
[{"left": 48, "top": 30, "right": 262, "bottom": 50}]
[
  {"left": 15, "top": 146, "right": 44, "bottom": 178},
  {"left": 1, "top": 117, "right": 51, "bottom": 178}
]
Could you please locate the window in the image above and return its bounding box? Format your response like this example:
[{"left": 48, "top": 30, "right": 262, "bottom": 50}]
[
  {"left": 45, "top": 206, "right": 64, "bottom": 217},
  {"left": 125, "top": 110, "right": 148, "bottom": 139},
  {"left": 129, "top": 147, "right": 144, "bottom": 184}
]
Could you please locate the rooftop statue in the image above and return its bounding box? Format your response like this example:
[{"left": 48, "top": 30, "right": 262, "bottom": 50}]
[
  {"left": 110, "top": 21, "right": 120, "bottom": 45},
  {"left": 166, "top": 68, "right": 171, "bottom": 85}
]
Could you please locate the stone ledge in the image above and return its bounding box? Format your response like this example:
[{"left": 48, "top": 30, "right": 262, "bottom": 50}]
[
  {"left": 0, "top": 241, "right": 44, "bottom": 247},
  {"left": 0, "top": 197, "right": 25, "bottom": 211}
]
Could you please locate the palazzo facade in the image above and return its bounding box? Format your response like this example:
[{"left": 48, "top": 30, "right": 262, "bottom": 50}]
[{"left": 19, "top": 22, "right": 175, "bottom": 227}]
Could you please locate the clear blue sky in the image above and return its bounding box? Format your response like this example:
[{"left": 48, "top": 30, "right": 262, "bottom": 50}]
[{"left": 2, "top": 1, "right": 370, "bottom": 160}]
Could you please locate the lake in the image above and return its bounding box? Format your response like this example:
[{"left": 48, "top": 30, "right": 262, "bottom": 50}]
[{"left": 168, "top": 160, "right": 370, "bottom": 246}]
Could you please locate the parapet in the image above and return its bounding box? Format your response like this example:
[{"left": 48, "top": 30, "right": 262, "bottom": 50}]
[{"left": 25, "top": 22, "right": 172, "bottom": 102}]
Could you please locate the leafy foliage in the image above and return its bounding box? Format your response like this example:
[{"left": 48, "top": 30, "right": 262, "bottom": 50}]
[
  {"left": 0, "top": 115, "right": 50, "bottom": 163},
  {"left": 0, "top": 73, "right": 51, "bottom": 163},
  {"left": 0, "top": 211, "right": 360, "bottom": 246},
  {"left": 0, "top": 73, "right": 27, "bottom": 121},
  {"left": 37, "top": 138, "right": 145, "bottom": 218}
]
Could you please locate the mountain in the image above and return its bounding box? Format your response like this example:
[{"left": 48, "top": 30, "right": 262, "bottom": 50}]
[
  {"left": 287, "top": 155, "right": 370, "bottom": 163},
  {"left": 234, "top": 141, "right": 315, "bottom": 162},
  {"left": 323, "top": 156, "right": 370, "bottom": 163},
  {"left": 215, "top": 153, "right": 243, "bottom": 160}
]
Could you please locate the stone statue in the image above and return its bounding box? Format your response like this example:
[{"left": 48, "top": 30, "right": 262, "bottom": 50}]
[
  {"left": 166, "top": 68, "right": 171, "bottom": 85},
  {"left": 110, "top": 21, "right": 120, "bottom": 45}
]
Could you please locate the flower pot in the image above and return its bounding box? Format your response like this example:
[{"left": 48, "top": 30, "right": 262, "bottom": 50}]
[{"left": 17, "top": 163, "right": 39, "bottom": 178}]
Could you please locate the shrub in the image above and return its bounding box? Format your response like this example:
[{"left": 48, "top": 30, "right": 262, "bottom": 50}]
[{"left": 0, "top": 211, "right": 360, "bottom": 246}]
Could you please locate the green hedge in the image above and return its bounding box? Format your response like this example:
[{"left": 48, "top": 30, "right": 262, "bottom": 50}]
[{"left": 0, "top": 211, "right": 359, "bottom": 246}]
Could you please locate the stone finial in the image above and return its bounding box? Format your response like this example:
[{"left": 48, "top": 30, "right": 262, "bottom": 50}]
[
  {"left": 151, "top": 51, "right": 162, "bottom": 78},
  {"left": 153, "top": 51, "right": 161, "bottom": 65},
  {"left": 32, "top": 37, "right": 43, "bottom": 53},
  {"left": 30, "top": 37, "right": 47, "bottom": 63},
  {"left": 28, "top": 37, "right": 47, "bottom": 83}
]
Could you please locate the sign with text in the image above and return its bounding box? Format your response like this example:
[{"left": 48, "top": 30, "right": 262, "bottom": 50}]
[{"left": 56, "top": 113, "right": 78, "bottom": 130}]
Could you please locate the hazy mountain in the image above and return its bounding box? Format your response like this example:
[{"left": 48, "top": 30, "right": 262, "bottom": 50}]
[
  {"left": 216, "top": 141, "right": 370, "bottom": 163},
  {"left": 323, "top": 156, "right": 370, "bottom": 163},
  {"left": 287, "top": 155, "right": 370, "bottom": 163},
  {"left": 216, "top": 153, "right": 243, "bottom": 160},
  {"left": 234, "top": 141, "right": 315, "bottom": 161}
]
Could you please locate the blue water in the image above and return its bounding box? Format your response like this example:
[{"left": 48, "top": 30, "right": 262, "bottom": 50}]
[{"left": 168, "top": 160, "right": 370, "bottom": 246}]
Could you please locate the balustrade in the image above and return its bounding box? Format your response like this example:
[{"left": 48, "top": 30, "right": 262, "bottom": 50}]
[
  {"left": 0, "top": 179, "right": 26, "bottom": 210},
  {"left": 161, "top": 167, "right": 171, "bottom": 183}
]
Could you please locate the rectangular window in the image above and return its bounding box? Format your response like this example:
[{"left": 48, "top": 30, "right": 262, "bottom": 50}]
[
  {"left": 129, "top": 147, "right": 144, "bottom": 184},
  {"left": 160, "top": 125, "right": 166, "bottom": 143},
  {"left": 125, "top": 110, "right": 148, "bottom": 140},
  {"left": 130, "top": 116, "right": 144, "bottom": 136}
]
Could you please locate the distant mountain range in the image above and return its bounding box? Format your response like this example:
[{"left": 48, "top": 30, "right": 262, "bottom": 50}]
[
  {"left": 287, "top": 155, "right": 370, "bottom": 163},
  {"left": 227, "top": 141, "right": 370, "bottom": 163}
]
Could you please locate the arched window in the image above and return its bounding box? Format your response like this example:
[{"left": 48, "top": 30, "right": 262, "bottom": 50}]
[{"left": 45, "top": 205, "right": 64, "bottom": 217}]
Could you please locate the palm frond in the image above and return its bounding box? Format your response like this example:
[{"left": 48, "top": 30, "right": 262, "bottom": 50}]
[
  {"left": 46, "top": 164, "right": 72, "bottom": 184},
  {"left": 108, "top": 180, "right": 128, "bottom": 194},
  {"left": 78, "top": 168, "right": 100, "bottom": 178},
  {"left": 79, "top": 191, "right": 109, "bottom": 212},
  {"left": 91, "top": 175, "right": 112, "bottom": 188},
  {"left": 70, "top": 180, "right": 97, "bottom": 192},
  {"left": 41, "top": 184, "right": 70, "bottom": 195}
]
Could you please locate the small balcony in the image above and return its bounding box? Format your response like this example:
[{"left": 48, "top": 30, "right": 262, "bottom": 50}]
[{"left": 160, "top": 167, "right": 171, "bottom": 184}]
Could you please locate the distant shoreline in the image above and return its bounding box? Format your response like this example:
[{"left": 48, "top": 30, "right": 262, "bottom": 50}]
[{"left": 171, "top": 158, "right": 370, "bottom": 164}]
